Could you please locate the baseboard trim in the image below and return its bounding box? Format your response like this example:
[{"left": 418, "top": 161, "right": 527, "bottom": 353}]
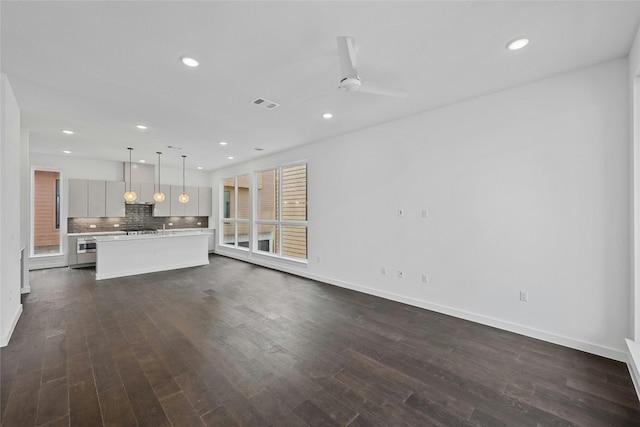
[
  {"left": 215, "top": 249, "right": 627, "bottom": 362},
  {"left": 1, "top": 304, "right": 23, "bottom": 347},
  {"left": 626, "top": 339, "right": 640, "bottom": 401}
]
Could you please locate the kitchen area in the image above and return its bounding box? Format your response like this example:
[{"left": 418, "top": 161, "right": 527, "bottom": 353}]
[{"left": 64, "top": 160, "right": 214, "bottom": 279}]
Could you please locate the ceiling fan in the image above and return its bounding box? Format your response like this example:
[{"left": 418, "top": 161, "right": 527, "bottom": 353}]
[{"left": 336, "top": 36, "right": 408, "bottom": 98}]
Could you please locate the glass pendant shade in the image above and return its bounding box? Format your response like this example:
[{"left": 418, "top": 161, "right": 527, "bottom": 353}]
[
  {"left": 153, "top": 191, "right": 165, "bottom": 202},
  {"left": 124, "top": 190, "right": 138, "bottom": 202},
  {"left": 153, "top": 151, "right": 165, "bottom": 203},
  {"left": 123, "top": 147, "right": 137, "bottom": 202}
]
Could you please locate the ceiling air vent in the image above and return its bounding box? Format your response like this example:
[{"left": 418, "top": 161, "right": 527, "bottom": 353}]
[{"left": 252, "top": 97, "right": 279, "bottom": 110}]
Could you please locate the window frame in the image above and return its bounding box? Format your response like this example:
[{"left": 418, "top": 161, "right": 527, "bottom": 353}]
[
  {"left": 254, "top": 162, "right": 307, "bottom": 261},
  {"left": 219, "top": 175, "right": 250, "bottom": 251}
]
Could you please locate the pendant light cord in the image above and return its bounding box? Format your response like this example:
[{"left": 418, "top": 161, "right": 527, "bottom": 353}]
[
  {"left": 182, "top": 155, "right": 186, "bottom": 193},
  {"left": 128, "top": 147, "right": 133, "bottom": 191},
  {"left": 156, "top": 151, "right": 162, "bottom": 192}
]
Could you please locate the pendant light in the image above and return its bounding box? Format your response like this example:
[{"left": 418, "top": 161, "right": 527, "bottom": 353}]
[
  {"left": 178, "top": 155, "right": 189, "bottom": 203},
  {"left": 123, "top": 147, "right": 137, "bottom": 202},
  {"left": 153, "top": 151, "right": 166, "bottom": 202}
]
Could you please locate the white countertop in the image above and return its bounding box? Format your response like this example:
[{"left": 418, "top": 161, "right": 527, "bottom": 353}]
[
  {"left": 68, "top": 231, "right": 127, "bottom": 236},
  {"left": 69, "top": 228, "right": 214, "bottom": 237},
  {"left": 158, "top": 228, "right": 215, "bottom": 234},
  {"left": 95, "top": 231, "right": 208, "bottom": 242}
]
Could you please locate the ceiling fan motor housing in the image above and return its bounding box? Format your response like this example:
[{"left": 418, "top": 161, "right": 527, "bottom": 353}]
[{"left": 339, "top": 77, "right": 362, "bottom": 92}]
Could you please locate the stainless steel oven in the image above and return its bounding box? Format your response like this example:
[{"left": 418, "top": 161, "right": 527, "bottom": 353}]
[{"left": 77, "top": 237, "right": 97, "bottom": 253}]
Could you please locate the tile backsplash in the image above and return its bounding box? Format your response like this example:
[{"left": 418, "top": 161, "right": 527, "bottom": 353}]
[{"left": 68, "top": 203, "right": 209, "bottom": 233}]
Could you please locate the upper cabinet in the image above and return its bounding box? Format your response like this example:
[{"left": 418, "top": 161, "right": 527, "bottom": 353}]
[
  {"left": 69, "top": 179, "right": 211, "bottom": 218},
  {"left": 87, "top": 180, "right": 106, "bottom": 217},
  {"left": 170, "top": 185, "right": 199, "bottom": 217},
  {"left": 69, "top": 179, "right": 125, "bottom": 218},
  {"left": 105, "top": 181, "right": 125, "bottom": 217},
  {"left": 68, "top": 179, "right": 88, "bottom": 217},
  {"left": 199, "top": 187, "right": 212, "bottom": 217}
]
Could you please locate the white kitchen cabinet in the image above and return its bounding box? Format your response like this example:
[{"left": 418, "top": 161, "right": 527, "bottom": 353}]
[
  {"left": 105, "top": 181, "right": 125, "bottom": 217},
  {"left": 205, "top": 229, "right": 215, "bottom": 252},
  {"left": 198, "top": 187, "right": 212, "bottom": 217},
  {"left": 152, "top": 184, "right": 171, "bottom": 217},
  {"left": 170, "top": 185, "right": 198, "bottom": 216},
  {"left": 68, "top": 179, "right": 88, "bottom": 217},
  {"left": 87, "top": 180, "right": 106, "bottom": 217},
  {"left": 184, "top": 186, "right": 199, "bottom": 216}
]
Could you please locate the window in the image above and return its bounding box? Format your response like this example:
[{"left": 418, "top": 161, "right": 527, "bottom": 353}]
[
  {"left": 221, "top": 175, "right": 250, "bottom": 249},
  {"left": 256, "top": 163, "right": 307, "bottom": 260},
  {"left": 219, "top": 163, "right": 307, "bottom": 261},
  {"left": 32, "top": 169, "right": 62, "bottom": 255},
  {"left": 223, "top": 190, "right": 230, "bottom": 219}
]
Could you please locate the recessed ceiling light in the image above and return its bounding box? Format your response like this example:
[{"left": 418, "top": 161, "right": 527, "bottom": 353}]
[
  {"left": 180, "top": 56, "right": 200, "bottom": 68},
  {"left": 197, "top": 166, "right": 203, "bottom": 170},
  {"left": 63, "top": 150, "right": 72, "bottom": 154},
  {"left": 139, "top": 160, "right": 146, "bottom": 163},
  {"left": 227, "top": 156, "right": 234, "bottom": 160},
  {"left": 61, "top": 129, "right": 74, "bottom": 135},
  {"left": 322, "top": 113, "right": 333, "bottom": 119},
  {"left": 135, "top": 124, "right": 148, "bottom": 130},
  {"left": 219, "top": 141, "right": 228, "bottom": 146},
  {"left": 506, "top": 37, "right": 529, "bottom": 51}
]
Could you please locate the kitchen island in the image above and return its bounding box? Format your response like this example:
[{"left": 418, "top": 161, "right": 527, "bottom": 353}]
[{"left": 95, "top": 232, "right": 209, "bottom": 280}]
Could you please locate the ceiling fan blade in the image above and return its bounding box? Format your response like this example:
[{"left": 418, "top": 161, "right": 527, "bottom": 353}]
[
  {"left": 337, "top": 36, "right": 358, "bottom": 78},
  {"left": 359, "top": 81, "right": 408, "bottom": 98}
]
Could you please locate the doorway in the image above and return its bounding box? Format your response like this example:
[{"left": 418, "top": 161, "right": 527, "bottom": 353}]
[{"left": 32, "top": 169, "right": 62, "bottom": 255}]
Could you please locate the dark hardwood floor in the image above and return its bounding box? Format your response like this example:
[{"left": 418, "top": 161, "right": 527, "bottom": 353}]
[{"left": 1, "top": 254, "right": 639, "bottom": 426}]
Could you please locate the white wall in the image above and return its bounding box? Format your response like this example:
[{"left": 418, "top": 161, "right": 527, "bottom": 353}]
[
  {"left": 20, "top": 130, "right": 30, "bottom": 293},
  {"left": 28, "top": 152, "right": 211, "bottom": 269},
  {"left": 213, "top": 58, "right": 630, "bottom": 361},
  {"left": 628, "top": 24, "right": 640, "bottom": 342},
  {"left": 625, "top": 22, "right": 640, "bottom": 398},
  {"left": 1, "top": 75, "right": 23, "bottom": 346}
]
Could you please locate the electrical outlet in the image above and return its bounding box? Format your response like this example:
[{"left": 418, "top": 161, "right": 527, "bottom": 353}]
[
  {"left": 421, "top": 274, "right": 429, "bottom": 283},
  {"left": 197, "top": 222, "right": 202, "bottom": 226},
  {"left": 317, "top": 256, "right": 321, "bottom": 263},
  {"left": 89, "top": 224, "right": 96, "bottom": 229},
  {"left": 422, "top": 209, "right": 429, "bottom": 218},
  {"left": 168, "top": 222, "right": 173, "bottom": 226},
  {"left": 113, "top": 224, "right": 119, "bottom": 228},
  {"left": 520, "top": 290, "right": 529, "bottom": 302},
  {"left": 398, "top": 270, "right": 404, "bottom": 279},
  {"left": 381, "top": 267, "right": 387, "bottom": 275},
  {"left": 398, "top": 209, "right": 404, "bottom": 217}
]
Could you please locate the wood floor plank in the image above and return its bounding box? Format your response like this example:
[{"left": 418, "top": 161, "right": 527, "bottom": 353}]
[
  {"left": 1, "top": 371, "right": 41, "bottom": 427},
  {"left": 36, "top": 377, "right": 69, "bottom": 426},
  {"left": 69, "top": 379, "right": 103, "bottom": 427},
  {"left": 292, "top": 399, "right": 341, "bottom": 427},
  {"left": 98, "top": 384, "right": 137, "bottom": 427},
  {"left": 201, "top": 405, "right": 238, "bottom": 426},
  {"left": 2, "top": 255, "right": 638, "bottom": 427},
  {"left": 160, "top": 391, "right": 205, "bottom": 427}
]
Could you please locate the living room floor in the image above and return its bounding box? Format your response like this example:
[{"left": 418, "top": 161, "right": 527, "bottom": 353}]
[{"left": 1, "top": 254, "right": 639, "bottom": 426}]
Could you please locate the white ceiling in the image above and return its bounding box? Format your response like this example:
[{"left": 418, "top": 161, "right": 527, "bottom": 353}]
[{"left": 2, "top": 1, "right": 640, "bottom": 171}]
